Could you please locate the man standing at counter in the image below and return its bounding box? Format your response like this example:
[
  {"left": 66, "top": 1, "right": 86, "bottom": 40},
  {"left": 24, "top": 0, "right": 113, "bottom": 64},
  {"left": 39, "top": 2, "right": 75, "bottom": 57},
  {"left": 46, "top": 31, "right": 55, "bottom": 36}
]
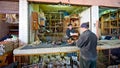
[{"left": 76, "top": 22, "right": 97, "bottom": 68}]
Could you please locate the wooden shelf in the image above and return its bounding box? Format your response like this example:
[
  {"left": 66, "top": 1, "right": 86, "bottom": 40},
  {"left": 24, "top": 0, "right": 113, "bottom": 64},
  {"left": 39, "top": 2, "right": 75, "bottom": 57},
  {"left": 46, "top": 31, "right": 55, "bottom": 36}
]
[
  {"left": 34, "top": 12, "right": 80, "bottom": 41},
  {"left": 37, "top": 12, "right": 64, "bottom": 41},
  {"left": 100, "top": 9, "right": 120, "bottom": 36}
]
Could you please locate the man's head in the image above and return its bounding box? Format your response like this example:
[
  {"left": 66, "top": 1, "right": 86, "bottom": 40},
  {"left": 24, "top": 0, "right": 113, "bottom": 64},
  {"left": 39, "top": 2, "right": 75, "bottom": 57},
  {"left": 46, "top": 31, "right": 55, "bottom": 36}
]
[
  {"left": 80, "top": 22, "right": 89, "bottom": 33},
  {"left": 68, "top": 23, "right": 72, "bottom": 30}
]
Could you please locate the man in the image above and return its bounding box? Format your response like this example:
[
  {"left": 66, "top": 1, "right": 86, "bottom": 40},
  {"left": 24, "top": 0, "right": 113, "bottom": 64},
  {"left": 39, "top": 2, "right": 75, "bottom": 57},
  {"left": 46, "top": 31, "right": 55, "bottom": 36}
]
[
  {"left": 66, "top": 23, "right": 75, "bottom": 39},
  {"left": 66, "top": 23, "right": 79, "bottom": 44},
  {"left": 76, "top": 22, "right": 97, "bottom": 68}
]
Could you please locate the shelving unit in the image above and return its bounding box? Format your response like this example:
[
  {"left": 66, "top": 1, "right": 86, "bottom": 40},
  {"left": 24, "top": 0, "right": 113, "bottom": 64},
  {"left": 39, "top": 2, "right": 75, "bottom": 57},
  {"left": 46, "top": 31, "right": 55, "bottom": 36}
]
[
  {"left": 63, "top": 14, "right": 80, "bottom": 34},
  {"left": 100, "top": 9, "right": 120, "bottom": 36},
  {"left": 45, "top": 12, "right": 64, "bottom": 33},
  {"left": 38, "top": 12, "right": 64, "bottom": 41},
  {"left": 70, "top": 17, "right": 80, "bottom": 32},
  {"left": 36, "top": 12, "right": 80, "bottom": 41}
]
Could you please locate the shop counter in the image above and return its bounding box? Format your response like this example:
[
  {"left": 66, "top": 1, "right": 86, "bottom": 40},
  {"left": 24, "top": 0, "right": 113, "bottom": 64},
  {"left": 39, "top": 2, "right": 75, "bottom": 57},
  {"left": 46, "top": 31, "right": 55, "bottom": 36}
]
[
  {"left": 97, "top": 40, "right": 120, "bottom": 64},
  {"left": 13, "top": 40, "right": 120, "bottom": 65},
  {"left": 97, "top": 40, "right": 120, "bottom": 50},
  {"left": 13, "top": 45, "right": 79, "bottom": 56},
  {"left": 13, "top": 40, "right": 120, "bottom": 55},
  {"left": 13, "top": 43, "right": 80, "bottom": 63}
]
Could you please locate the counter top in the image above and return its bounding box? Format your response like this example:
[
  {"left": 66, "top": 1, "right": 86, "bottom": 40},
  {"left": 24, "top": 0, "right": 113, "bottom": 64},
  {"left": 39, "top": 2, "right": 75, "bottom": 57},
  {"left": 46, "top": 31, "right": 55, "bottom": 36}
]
[
  {"left": 13, "top": 40, "right": 120, "bottom": 56},
  {"left": 97, "top": 40, "right": 120, "bottom": 50}
]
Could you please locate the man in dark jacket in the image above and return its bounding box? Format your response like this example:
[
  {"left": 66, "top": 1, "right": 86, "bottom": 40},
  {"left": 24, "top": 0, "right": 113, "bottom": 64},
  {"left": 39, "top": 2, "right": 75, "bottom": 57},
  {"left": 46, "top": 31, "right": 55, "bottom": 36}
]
[
  {"left": 66, "top": 23, "right": 75, "bottom": 39},
  {"left": 76, "top": 22, "right": 97, "bottom": 68}
]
